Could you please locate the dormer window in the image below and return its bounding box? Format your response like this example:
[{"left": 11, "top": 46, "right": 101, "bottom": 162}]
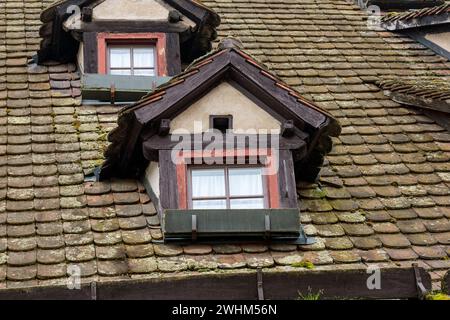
[
  {"left": 108, "top": 45, "right": 157, "bottom": 76},
  {"left": 98, "top": 33, "right": 166, "bottom": 76},
  {"left": 37, "top": 0, "right": 221, "bottom": 104},
  {"left": 100, "top": 38, "right": 341, "bottom": 243},
  {"left": 189, "top": 167, "right": 266, "bottom": 210}
]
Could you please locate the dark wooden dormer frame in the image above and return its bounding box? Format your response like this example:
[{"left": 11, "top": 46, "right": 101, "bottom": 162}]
[
  {"left": 100, "top": 42, "right": 340, "bottom": 181},
  {"left": 99, "top": 39, "right": 340, "bottom": 243},
  {"left": 36, "top": 0, "right": 221, "bottom": 68}
]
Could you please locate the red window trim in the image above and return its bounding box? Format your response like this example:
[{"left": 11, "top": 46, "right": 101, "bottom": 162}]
[
  {"left": 97, "top": 32, "right": 167, "bottom": 76},
  {"left": 175, "top": 149, "right": 280, "bottom": 210}
]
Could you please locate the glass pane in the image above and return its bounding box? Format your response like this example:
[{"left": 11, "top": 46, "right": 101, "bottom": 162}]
[
  {"left": 229, "top": 168, "right": 263, "bottom": 196},
  {"left": 133, "top": 47, "right": 155, "bottom": 68},
  {"left": 230, "top": 198, "right": 264, "bottom": 209},
  {"left": 109, "top": 48, "right": 131, "bottom": 68},
  {"left": 110, "top": 69, "right": 132, "bottom": 75},
  {"left": 191, "top": 169, "right": 225, "bottom": 198},
  {"left": 192, "top": 199, "right": 226, "bottom": 209},
  {"left": 133, "top": 69, "right": 155, "bottom": 76}
]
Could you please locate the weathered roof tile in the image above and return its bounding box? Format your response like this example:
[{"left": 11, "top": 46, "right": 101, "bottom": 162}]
[{"left": 0, "top": 0, "right": 448, "bottom": 291}]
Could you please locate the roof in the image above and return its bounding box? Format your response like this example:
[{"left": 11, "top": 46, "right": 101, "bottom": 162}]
[
  {"left": 378, "top": 77, "right": 450, "bottom": 107},
  {"left": 381, "top": 3, "right": 450, "bottom": 30},
  {"left": 0, "top": 0, "right": 449, "bottom": 294},
  {"left": 100, "top": 39, "right": 340, "bottom": 180},
  {"left": 377, "top": 77, "right": 450, "bottom": 131}
]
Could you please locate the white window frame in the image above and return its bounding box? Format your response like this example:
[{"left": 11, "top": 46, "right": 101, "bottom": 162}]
[{"left": 107, "top": 44, "right": 157, "bottom": 76}]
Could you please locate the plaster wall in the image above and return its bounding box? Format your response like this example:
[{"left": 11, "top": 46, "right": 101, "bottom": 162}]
[{"left": 170, "top": 81, "right": 281, "bottom": 134}]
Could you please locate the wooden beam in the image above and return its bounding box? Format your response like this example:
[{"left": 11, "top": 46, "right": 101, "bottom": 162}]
[
  {"left": 82, "top": 32, "right": 98, "bottom": 74},
  {"left": 78, "top": 21, "right": 190, "bottom": 33},
  {"left": 281, "top": 120, "right": 295, "bottom": 137},
  {"left": 168, "top": 9, "right": 182, "bottom": 23},
  {"left": 0, "top": 267, "right": 431, "bottom": 300},
  {"left": 278, "top": 149, "right": 297, "bottom": 208},
  {"left": 158, "top": 119, "right": 171, "bottom": 136},
  {"left": 158, "top": 150, "right": 179, "bottom": 210},
  {"left": 165, "top": 33, "right": 182, "bottom": 76},
  {"left": 142, "top": 134, "right": 307, "bottom": 155},
  {"left": 164, "top": 0, "right": 214, "bottom": 24},
  {"left": 81, "top": 7, "right": 93, "bottom": 22},
  {"left": 442, "top": 270, "right": 450, "bottom": 294}
]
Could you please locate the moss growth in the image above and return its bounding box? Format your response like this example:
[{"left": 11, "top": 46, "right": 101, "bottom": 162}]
[
  {"left": 291, "top": 260, "right": 315, "bottom": 269},
  {"left": 425, "top": 292, "right": 450, "bottom": 300},
  {"left": 297, "top": 287, "right": 323, "bottom": 300},
  {"left": 312, "top": 187, "right": 327, "bottom": 199},
  {"left": 73, "top": 120, "right": 81, "bottom": 130},
  {"left": 358, "top": 210, "right": 367, "bottom": 216}
]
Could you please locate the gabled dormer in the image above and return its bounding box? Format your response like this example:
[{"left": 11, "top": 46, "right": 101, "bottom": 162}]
[
  {"left": 100, "top": 38, "right": 341, "bottom": 243},
  {"left": 36, "top": 0, "right": 220, "bottom": 102}
]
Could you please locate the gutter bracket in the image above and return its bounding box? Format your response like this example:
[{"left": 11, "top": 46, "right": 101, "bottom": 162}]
[
  {"left": 264, "top": 214, "right": 271, "bottom": 239},
  {"left": 110, "top": 84, "right": 116, "bottom": 105},
  {"left": 90, "top": 281, "right": 97, "bottom": 300},
  {"left": 413, "top": 263, "right": 427, "bottom": 299},
  {"left": 191, "top": 214, "right": 197, "bottom": 241},
  {"left": 283, "top": 160, "right": 289, "bottom": 198},
  {"left": 257, "top": 268, "right": 264, "bottom": 300}
]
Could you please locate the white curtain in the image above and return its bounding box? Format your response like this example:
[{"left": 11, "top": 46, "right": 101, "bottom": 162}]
[
  {"left": 191, "top": 169, "right": 225, "bottom": 198},
  {"left": 229, "top": 168, "right": 263, "bottom": 196},
  {"left": 133, "top": 47, "right": 154, "bottom": 68},
  {"left": 109, "top": 48, "right": 130, "bottom": 68}
]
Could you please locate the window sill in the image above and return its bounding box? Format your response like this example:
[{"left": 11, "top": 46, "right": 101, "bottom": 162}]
[
  {"left": 81, "top": 73, "right": 171, "bottom": 103},
  {"left": 163, "top": 208, "right": 302, "bottom": 241}
]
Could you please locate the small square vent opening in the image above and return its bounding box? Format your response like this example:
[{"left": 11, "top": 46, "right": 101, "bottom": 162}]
[{"left": 210, "top": 115, "right": 232, "bottom": 133}]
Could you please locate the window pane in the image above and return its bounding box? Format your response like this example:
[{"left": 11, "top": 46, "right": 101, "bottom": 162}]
[
  {"left": 109, "top": 48, "right": 131, "bottom": 68},
  {"left": 191, "top": 169, "right": 225, "bottom": 198},
  {"left": 133, "top": 69, "right": 155, "bottom": 76},
  {"left": 110, "top": 69, "right": 132, "bottom": 75},
  {"left": 229, "top": 168, "right": 263, "bottom": 196},
  {"left": 133, "top": 47, "right": 155, "bottom": 68},
  {"left": 230, "top": 198, "right": 264, "bottom": 209},
  {"left": 193, "top": 199, "right": 226, "bottom": 209}
]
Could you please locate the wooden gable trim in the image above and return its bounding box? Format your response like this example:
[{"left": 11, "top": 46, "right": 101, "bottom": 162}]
[
  {"left": 134, "top": 49, "right": 231, "bottom": 123},
  {"left": 229, "top": 51, "right": 326, "bottom": 131},
  {"left": 101, "top": 48, "right": 339, "bottom": 180},
  {"left": 164, "top": 0, "right": 220, "bottom": 26},
  {"left": 133, "top": 49, "right": 335, "bottom": 135}
]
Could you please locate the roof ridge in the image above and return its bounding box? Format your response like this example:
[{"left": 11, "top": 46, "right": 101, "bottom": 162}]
[{"left": 381, "top": 2, "right": 450, "bottom": 22}]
